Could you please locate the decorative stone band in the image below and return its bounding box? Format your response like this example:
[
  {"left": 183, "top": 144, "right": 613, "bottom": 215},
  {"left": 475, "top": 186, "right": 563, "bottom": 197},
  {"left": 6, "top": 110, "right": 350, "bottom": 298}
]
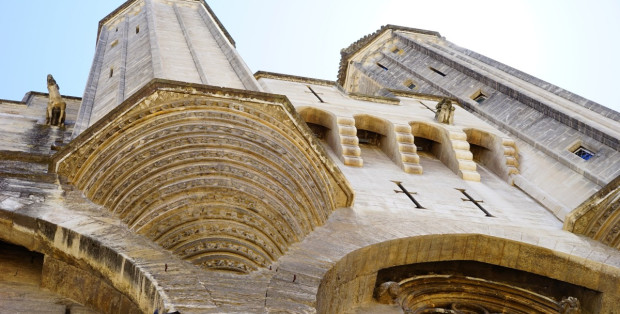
[
  {"left": 52, "top": 79, "right": 353, "bottom": 273},
  {"left": 376, "top": 276, "right": 581, "bottom": 313}
]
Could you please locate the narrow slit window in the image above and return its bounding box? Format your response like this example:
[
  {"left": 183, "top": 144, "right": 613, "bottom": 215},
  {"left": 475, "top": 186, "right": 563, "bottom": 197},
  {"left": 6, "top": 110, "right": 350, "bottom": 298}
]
[
  {"left": 109, "top": 67, "right": 114, "bottom": 78},
  {"left": 376, "top": 62, "right": 389, "bottom": 71},
  {"left": 574, "top": 146, "right": 595, "bottom": 160},
  {"left": 307, "top": 86, "right": 324, "bottom": 103},
  {"left": 429, "top": 67, "right": 446, "bottom": 77},
  {"left": 136, "top": 25, "right": 140, "bottom": 34}
]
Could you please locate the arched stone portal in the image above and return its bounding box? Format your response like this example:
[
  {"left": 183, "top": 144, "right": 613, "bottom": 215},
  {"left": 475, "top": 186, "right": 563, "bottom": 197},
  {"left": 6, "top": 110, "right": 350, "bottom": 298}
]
[
  {"left": 316, "top": 234, "right": 620, "bottom": 313},
  {"left": 53, "top": 80, "right": 353, "bottom": 274}
]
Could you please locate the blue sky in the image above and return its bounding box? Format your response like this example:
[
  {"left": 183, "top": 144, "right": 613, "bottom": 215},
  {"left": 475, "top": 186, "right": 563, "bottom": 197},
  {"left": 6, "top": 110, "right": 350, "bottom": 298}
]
[{"left": 1, "top": 0, "right": 618, "bottom": 113}]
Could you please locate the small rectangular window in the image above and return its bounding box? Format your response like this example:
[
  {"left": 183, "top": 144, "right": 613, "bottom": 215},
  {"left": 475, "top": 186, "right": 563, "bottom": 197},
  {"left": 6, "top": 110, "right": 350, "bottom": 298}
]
[
  {"left": 376, "top": 63, "right": 389, "bottom": 71},
  {"left": 429, "top": 67, "right": 446, "bottom": 77},
  {"left": 404, "top": 79, "right": 417, "bottom": 90},
  {"left": 574, "top": 147, "right": 594, "bottom": 160},
  {"left": 391, "top": 47, "right": 403, "bottom": 55},
  {"left": 136, "top": 25, "right": 140, "bottom": 34},
  {"left": 109, "top": 67, "right": 114, "bottom": 78},
  {"left": 474, "top": 94, "right": 487, "bottom": 103},
  {"left": 472, "top": 90, "right": 488, "bottom": 104}
]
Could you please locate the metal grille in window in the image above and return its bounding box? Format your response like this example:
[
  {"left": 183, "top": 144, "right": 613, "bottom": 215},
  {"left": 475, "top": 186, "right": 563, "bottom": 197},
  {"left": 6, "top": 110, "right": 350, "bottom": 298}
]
[{"left": 574, "top": 147, "right": 594, "bottom": 160}]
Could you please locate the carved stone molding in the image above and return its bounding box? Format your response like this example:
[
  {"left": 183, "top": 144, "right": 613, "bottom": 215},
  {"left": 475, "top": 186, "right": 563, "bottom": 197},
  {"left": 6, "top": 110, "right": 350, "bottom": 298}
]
[
  {"left": 376, "top": 275, "right": 581, "bottom": 314},
  {"left": 52, "top": 80, "right": 353, "bottom": 273},
  {"left": 564, "top": 175, "right": 620, "bottom": 249}
]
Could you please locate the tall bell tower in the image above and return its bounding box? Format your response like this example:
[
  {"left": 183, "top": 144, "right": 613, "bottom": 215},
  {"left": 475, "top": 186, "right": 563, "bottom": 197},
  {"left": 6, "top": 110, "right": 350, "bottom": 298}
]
[{"left": 73, "top": 0, "right": 262, "bottom": 137}]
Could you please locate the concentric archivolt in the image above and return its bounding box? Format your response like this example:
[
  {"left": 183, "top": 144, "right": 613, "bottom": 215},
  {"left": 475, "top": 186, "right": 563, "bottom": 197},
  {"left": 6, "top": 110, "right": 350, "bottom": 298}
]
[
  {"left": 54, "top": 84, "right": 353, "bottom": 273},
  {"left": 385, "top": 275, "right": 569, "bottom": 313}
]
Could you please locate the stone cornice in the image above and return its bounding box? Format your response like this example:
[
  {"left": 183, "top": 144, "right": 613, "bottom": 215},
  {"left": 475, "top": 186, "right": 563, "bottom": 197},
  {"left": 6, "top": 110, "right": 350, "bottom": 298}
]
[
  {"left": 0, "top": 150, "right": 50, "bottom": 164},
  {"left": 254, "top": 71, "right": 336, "bottom": 87},
  {"left": 347, "top": 92, "right": 400, "bottom": 105},
  {"left": 337, "top": 25, "right": 441, "bottom": 87},
  {"left": 387, "top": 89, "right": 461, "bottom": 106},
  {"left": 0, "top": 92, "right": 81, "bottom": 106},
  {"left": 54, "top": 79, "right": 293, "bottom": 157}
]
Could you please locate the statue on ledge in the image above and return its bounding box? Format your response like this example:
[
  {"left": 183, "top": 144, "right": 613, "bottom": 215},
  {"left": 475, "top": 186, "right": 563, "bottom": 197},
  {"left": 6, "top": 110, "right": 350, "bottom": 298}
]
[
  {"left": 45, "top": 74, "right": 66, "bottom": 127},
  {"left": 435, "top": 98, "right": 455, "bottom": 125}
]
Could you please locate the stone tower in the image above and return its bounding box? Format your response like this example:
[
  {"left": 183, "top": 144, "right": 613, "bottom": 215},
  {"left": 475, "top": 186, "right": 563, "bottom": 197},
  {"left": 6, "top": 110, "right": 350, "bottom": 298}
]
[
  {"left": 0, "top": 1, "right": 619, "bottom": 314},
  {"left": 73, "top": 0, "right": 262, "bottom": 136}
]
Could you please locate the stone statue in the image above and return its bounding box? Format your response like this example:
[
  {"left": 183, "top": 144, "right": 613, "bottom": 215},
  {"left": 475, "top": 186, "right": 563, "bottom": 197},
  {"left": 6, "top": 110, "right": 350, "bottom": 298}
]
[
  {"left": 435, "top": 98, "right": 455, "bottom": 125},
  {"left": 374, "top": 281, "right": 401, "bottom": 305},
  {"left": 46, "top": 74, "right": 66, "bottom": 127},
  {"left": 559, "top": 296, "right": 581, "bottom": 314}
]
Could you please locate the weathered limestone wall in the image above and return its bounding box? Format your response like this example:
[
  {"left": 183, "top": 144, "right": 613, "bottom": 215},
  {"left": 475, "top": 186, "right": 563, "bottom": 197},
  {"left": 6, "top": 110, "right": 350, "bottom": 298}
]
[
  {"left": 255, "top": 74, "right": 620, "bottom": 313},
  {"left": 0, "top": 173, "right": 213, "bottom": 313},
  {"left": 0, "top": 93, "right": 80, "bottom": 154},
  {"left": 0, "top": 241, "right": 99, "bottom": 313},
  {"left": 339, "top": 27, "right": 620, "bottom": 219}
]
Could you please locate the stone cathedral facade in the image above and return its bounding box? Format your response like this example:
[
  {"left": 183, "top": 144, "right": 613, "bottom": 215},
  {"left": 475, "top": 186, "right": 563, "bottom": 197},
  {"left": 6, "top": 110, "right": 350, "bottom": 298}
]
[{"left": 1, "top": 0, "right": 619, "bottom": 313}]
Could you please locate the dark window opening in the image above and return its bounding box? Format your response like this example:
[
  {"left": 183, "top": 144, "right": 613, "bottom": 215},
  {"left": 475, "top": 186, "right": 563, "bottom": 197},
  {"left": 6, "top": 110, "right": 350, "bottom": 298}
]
[
  {"left": 357, "top": 129, "right": 382, "bottom": 146},
  {"left": 429, "top": 67, "right": 446, "bottom": 77},
  {"left": 414, "top": 137, "right": 441, "bottom": 158},
  {"left": 109, "top": 68, "right": 114, "bottom": 78},
  {"left": 469, "top": 143, "right": 492, "bottom": 164},
  {"left": 407, "top": 83, "right": 416, "bottom": 89},
  {"left": 377, "top": 62, "right": 389, "bottom": 71},
  {"left": 306, "top": 122, "right": 328, "bottom": 140},
  {"left": 474, "top": 94, "right": 487, "bottom": 103},
  {"left": 136, "top": 25, "right": 140, "bottom": 34},
  {"left": 392, "top": 47, "right": 403, "bottom": 54},
  {"left": 574, "top": 146, "right": 594, "bottom": 160},
  {"left": 472, "top": 91, "right": 488, "bottom": 104}
]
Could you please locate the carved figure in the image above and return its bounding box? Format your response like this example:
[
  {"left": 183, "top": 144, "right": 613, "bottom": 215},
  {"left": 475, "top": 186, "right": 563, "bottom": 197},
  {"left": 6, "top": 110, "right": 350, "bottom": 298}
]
[
  {"left": 45, "top": 74, "right": 66, "bottom": 127},
  {"left": 435, "top": 98, "right": 455, "bottom": 125},
  {"left": 559, "top": 296, "right": 581, "bottom": 314},
  {"left": 375, "top": 281, "right": 401, "bottom": 304}
]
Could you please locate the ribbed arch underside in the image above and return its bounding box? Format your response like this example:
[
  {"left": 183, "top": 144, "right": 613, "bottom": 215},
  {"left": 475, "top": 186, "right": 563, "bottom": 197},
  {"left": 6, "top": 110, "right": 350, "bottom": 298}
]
[{"left": 55, "top": 88, "right": 352, "bottom": 273}]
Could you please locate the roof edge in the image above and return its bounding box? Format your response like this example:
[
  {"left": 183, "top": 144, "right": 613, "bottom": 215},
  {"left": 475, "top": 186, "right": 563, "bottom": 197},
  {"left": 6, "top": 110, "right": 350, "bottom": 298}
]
[
  {"left": 337, "top": 25, "right": 441, "bottom": 87},
  {"left": 254, "top": 71, "right": 336, "bottom": 87}
]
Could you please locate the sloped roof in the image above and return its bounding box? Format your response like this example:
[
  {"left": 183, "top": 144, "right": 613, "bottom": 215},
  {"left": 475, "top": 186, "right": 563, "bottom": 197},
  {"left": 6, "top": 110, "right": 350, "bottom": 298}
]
[{"left": 337, "top": 25, "right": 441, "bottom": 86}]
